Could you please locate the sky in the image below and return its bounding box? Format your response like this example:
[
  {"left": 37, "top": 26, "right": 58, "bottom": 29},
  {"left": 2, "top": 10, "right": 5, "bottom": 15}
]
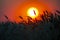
[{"left": 0, "top": 0, "right": 60, "bottom": 22}]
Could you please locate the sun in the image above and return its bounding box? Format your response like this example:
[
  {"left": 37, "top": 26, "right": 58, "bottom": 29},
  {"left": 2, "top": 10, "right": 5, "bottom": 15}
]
[{"left": 27, "top": 7, "right": 39, "bottom": 18}]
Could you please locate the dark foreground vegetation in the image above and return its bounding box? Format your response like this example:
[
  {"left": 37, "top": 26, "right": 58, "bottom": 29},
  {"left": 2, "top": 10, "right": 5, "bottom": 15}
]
[{"left": 0, "top": 10, "right": 60, "bottom": 40}]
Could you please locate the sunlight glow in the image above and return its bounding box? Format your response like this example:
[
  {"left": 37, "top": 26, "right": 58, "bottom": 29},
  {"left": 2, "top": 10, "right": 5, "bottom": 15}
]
[{"left": 27, "top": 7, "right": 39, "bottom": 18}]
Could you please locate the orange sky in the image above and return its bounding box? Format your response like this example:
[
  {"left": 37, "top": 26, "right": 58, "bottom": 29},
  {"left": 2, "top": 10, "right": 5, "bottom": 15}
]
[
  {"left": 13, "top": 0, "right": 49, "bottom": 22},
  {"left": 0, "top": 0, "right": 60, "bottom": 22}
]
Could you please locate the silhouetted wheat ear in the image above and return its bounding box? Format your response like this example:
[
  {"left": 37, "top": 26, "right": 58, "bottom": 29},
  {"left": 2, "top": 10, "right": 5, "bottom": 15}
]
[
  {"left": 43, "top": 11, "right": 46, "bottom": 17},
  {"left": 4, "top": 15, "right": 8, "bottom": 19},
  {"left": 19, "top": 16, "right": 23, "bottom": 19},
  {"left": 27, "top": 16, "right": 32, "bottom": 20},
  {"left": 46, "top": 10, "right": 48, "bottom": 13},
  {"left": 56, "top": 10, "right": 60, "bottom": 14},
  {"left": 33, "top": 10, "right": 36, "bottom": 15},
  {"left": 40, "top": 14, "right": 45, "bottom": 21},
  {"left": 45, "top": 10, "right": 49, "bottom": 16}
]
